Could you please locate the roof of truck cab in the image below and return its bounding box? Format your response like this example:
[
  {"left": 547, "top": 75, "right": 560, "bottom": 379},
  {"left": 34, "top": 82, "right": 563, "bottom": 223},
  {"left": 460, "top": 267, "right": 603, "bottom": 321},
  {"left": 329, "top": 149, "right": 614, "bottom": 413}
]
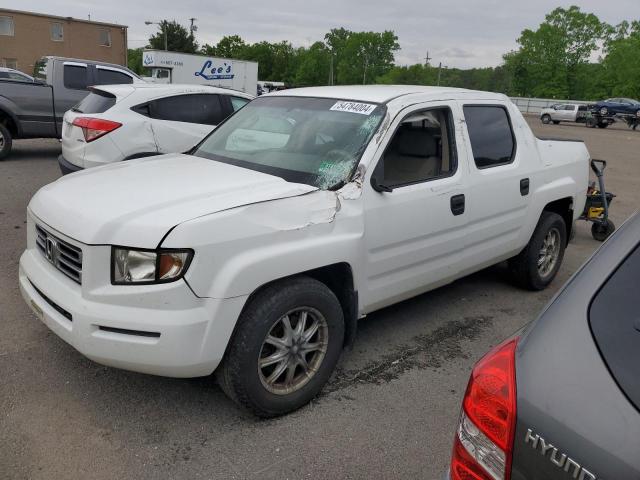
[
  {"left": 90, "top": 83, "right": 255, "bottom": 100},
  {"left": 265, "top": 85, "right": 508, "bottom": 104}
]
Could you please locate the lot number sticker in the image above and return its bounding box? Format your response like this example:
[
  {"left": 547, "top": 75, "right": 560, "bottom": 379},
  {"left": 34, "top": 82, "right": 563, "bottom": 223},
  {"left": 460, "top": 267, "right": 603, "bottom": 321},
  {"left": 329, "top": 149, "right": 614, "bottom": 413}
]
[{"left": 330, "top": 101, "right": 377, "bottom": 115}]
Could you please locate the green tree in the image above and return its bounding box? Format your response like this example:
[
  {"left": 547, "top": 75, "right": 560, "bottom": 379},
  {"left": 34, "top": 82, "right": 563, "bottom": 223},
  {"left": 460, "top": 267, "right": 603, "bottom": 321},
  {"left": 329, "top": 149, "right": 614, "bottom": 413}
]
[
  {"left": 295, "top": 42, "right": 331, "bottom": 85},
  {"left": 148, "top": 20, "right": 198, "bottom": 53},
  {"left": 127, "top": 48, "right": 144, "bottom": 75},
  {"left": 201, "top": 35, "right": 247, "bottom": 58},
  {"left": 602, "top": 21, "right": 640, "bottom": 98},
  {"left": 504, "top": 6, "right": 609, "bottom": 98}
]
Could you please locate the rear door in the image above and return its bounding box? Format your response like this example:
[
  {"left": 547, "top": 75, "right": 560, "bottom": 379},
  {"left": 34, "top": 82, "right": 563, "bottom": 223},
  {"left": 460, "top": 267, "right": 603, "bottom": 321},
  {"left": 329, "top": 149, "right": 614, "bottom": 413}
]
[
  {"left": 457, "top": 102, "right": 532, "bottom": 274},
  {"left": 145, "top": 93, "right": 226, "bottom": 152}
]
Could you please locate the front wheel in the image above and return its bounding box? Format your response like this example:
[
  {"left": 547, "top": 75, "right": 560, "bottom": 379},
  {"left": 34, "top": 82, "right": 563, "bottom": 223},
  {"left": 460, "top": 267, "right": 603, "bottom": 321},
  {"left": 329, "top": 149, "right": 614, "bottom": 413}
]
[
  {"left": 541, "top": 114, "right": 551, "bottom": 125},
  {"left": 600, "top": 107, "right": 609, "bottom": 116},
  {"left": 591, "top": 220, "right": 615, "bottom": 242},
  {"left": 0, "top": 123, "right": 12, "bottom": 160},
  {"left": 597, "top": 122, "right": 609, "bottom": 129},
  {"left": 509, "top": 212, "right": 567, "bottom": 291},
  {"left": 217, "top": 276, "right": 344, "bottom": 417}
]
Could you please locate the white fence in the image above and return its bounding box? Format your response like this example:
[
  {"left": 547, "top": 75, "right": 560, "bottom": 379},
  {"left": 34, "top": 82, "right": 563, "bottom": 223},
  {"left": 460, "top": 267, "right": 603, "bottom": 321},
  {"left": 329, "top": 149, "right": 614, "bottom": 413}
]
[{"left": 510, "top": 97, "right": 590, "bottom": 114}]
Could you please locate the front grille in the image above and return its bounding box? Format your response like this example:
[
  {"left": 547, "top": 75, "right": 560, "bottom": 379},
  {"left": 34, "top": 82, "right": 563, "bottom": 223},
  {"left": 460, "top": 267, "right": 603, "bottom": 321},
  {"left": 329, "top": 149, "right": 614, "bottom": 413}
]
[{"left": 35, "top": 224, "right": 83, "bottom": 284}]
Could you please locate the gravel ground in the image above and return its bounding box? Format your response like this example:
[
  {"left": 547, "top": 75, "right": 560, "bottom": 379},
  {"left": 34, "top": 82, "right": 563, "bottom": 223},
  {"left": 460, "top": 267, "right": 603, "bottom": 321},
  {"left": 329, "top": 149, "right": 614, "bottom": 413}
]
[{"left": 1, "top": 118, "right": 638, "bottom": 480}]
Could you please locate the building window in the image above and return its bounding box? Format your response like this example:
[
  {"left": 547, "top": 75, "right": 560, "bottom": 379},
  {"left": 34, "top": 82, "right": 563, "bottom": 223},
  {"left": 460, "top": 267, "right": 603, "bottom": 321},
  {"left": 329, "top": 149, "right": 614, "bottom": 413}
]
[
  {"left": 2, "top": 58, "right": 18, "bottom": 69},
  {"left": 0, "top": 16, "right": 14, "bottom": 36},
  {"left": 99, "top": 29, "right": 111, "bottom": 47},
  {"left": 51, "top": 22, "right": 64, "bottom": 41}
]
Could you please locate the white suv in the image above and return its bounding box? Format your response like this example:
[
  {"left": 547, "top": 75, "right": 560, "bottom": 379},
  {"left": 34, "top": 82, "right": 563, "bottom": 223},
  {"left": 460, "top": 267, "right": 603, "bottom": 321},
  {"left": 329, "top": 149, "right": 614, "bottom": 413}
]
[{"left": 58, "top": 84, "right": 253, "bottom": 174}]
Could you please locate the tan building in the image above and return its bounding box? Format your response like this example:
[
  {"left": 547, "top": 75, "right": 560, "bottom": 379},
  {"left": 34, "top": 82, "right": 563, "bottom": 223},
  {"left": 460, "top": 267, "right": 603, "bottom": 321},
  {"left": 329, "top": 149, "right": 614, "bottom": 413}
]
[{"left": 0, "top": 8, "right": 127, "bottom": 75}]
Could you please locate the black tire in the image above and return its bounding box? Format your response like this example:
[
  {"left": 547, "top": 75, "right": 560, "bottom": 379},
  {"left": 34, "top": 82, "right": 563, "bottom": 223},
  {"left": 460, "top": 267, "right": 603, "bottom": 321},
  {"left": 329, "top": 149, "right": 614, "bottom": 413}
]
[
  {"left": 591, "top": 220, "right": 615, "bottom": 242},
  {"left": 552, "top": 120, "right": 560, "bottom": 125},
  {"left": 509, "top": 212, "right": 567, "bottom": 291},
  {"left": 0, "top": 123, "right": 12, "bottom": 160},
  {"left": 597, "top": 122, "right": 609, "bottom": 129},
  {"left": 541, "top": 114, "right": 551, "bottom": 125},
  {"left": 586, "top": 118, "right": 597, "bottom": 128},
  {"left": 217, "top": 276, "right": 344, "bottom": 417}
]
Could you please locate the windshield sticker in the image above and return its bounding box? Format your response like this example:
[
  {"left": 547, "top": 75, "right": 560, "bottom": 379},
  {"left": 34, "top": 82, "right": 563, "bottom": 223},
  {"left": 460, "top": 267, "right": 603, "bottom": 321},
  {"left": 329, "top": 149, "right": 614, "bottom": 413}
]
[{"left": 330, "top": 101, "right": 377, "bottom": 116}]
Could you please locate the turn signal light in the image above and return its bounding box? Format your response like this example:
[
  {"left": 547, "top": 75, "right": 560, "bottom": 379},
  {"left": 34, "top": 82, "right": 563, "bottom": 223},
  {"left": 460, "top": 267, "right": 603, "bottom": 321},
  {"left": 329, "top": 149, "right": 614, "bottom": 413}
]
[{"left": 72, "top": 117, "right": 122, "bottom": 142}]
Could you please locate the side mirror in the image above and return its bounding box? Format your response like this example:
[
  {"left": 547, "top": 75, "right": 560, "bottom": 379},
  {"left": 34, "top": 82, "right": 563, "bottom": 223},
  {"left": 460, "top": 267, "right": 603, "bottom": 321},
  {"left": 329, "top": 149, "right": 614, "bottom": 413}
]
[{"left": 371, "top": 174, "right": 393, "bottom": 193}]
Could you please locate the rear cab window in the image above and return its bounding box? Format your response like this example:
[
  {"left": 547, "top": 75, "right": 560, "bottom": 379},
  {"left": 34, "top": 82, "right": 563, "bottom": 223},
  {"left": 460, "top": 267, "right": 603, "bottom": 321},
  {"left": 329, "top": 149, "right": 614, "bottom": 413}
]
[
  {"left": 463, "top": 105, "right": 516, "bottom": 168},
  {"left": 73, "top": 89, "right": 116, "bottom": 114},
  {"left": 589, "top": 243, "right": 640, "bottom": 411},
  {"left": 95, "top": 68, "right": 133, "bottom": 85},
  {"left": 63, "top": 64, "right": 89, "bottom": 90}
]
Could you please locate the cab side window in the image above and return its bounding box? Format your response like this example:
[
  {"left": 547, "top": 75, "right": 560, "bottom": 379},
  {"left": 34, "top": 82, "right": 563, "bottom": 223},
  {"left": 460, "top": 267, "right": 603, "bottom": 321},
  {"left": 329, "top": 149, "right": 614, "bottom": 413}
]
[
  {"left": 463, "top": 105, "right": 516, "bottom": 169},
  {"left": 376, "top": 108, "right": 456, "bottom": 188}
]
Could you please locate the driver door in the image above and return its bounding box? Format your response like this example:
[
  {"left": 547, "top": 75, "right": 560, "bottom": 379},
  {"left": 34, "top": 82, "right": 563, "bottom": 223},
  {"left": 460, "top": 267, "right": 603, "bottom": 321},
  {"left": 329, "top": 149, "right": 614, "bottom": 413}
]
[{"left": 361, "top": 102, "right": 468, "bottom": 312}]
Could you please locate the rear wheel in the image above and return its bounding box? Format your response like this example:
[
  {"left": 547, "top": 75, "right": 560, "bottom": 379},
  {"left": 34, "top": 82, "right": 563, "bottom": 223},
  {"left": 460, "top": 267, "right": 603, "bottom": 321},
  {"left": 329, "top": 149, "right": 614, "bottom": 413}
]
[
  {"left": 541, "top": 114, "right": 551, "bottom": 125},
  {"left": 509, "top": 212, "right": 567, "bottom": 290},
  {"left": 552, "top": 120, "right": 560, "bottom": 125},
  {"left": 0, "top": 123, "right": 12, "bottom": 160},
  {"left": 591, "top": 220, "right": 615, "bottom": 242},
  {"left": 597, "top": 122, "right": 609, "bottom": 128},
  {"left": 217, "top": 276, "right": 344, "bottom": 417}
]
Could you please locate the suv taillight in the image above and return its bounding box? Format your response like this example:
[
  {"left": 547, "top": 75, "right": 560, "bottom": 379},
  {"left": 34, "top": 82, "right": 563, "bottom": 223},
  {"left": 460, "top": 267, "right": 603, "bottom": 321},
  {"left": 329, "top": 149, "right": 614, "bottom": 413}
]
[
  {"left": 451, "top": 337, "right": 518, "bottom": 480},
  {"left": 72, "top": 117, "right": 121, "bottom": 142}
]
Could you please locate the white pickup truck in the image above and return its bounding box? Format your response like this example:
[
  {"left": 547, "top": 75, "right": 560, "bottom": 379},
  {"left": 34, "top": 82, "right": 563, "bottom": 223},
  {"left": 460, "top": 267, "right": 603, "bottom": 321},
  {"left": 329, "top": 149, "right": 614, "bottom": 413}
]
[
  {"left": 19, "top": 86, "right": 589, "bottom": 416},
  {"left": 540, "top": 103, "right": 589, "bottom": 125}
]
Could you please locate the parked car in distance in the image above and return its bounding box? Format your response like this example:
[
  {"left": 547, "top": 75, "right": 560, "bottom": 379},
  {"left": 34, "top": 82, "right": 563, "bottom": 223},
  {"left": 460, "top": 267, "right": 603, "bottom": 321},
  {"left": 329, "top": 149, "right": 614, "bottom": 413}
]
[
  {"left": 540, "top": 103, "right": 588, "bottom": 125},
  {"left": 0, "top": 56, "right": 142, "bottom": 160},
  {"left": 19, "top": 85, "right": 589, "bottom": 417},
  {"left": 447, "top": 212, "right": 640, "bottom": 480},
  {"left": 593, "top": 97, "right": 640, "bottom": 117},
  {"left": 0, "top": 67, "right": 35, "bottom": 82},
  {"left": 59, "top": 84, "right": 253, "bottom": 174}
]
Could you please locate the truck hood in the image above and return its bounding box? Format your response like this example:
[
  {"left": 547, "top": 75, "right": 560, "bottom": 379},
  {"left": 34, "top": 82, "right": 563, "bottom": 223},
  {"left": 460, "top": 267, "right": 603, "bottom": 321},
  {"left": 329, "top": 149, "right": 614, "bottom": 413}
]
[{"left": 29, "top": 154, "right": 318, "bottom": 247}]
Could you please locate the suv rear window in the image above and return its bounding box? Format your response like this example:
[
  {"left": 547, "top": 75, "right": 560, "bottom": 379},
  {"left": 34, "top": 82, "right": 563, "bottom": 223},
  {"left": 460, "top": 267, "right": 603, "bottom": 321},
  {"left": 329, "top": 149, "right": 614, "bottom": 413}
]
[
  {"left": 589, "top": 243, "right": 640, "bottom": 411},
  {"left": 73, "top": 90, "right": 116, "bottom": 114}
]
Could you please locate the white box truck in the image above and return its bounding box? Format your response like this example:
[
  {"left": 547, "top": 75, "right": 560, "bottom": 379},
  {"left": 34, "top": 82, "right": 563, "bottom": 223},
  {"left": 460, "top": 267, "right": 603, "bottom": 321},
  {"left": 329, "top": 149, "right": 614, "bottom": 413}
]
[{"left": 142, "top": 50, "right": 258, "bottom": 94}]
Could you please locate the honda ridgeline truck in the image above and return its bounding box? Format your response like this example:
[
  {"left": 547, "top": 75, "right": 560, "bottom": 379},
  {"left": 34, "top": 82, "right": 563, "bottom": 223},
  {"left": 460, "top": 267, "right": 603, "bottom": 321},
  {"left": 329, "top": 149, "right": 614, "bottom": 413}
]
[{"left": 19, "top": 86, "right": 589, "bottom": 417}]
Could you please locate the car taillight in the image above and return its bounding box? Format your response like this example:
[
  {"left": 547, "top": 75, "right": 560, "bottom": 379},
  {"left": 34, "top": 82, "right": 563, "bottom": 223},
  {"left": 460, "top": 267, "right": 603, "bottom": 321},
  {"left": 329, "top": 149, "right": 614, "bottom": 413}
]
[
  {"left": 451, "top": 337, "right": 518, "bottom": 480},
  {"left": 72, "top": 117, "right": 121, "bottom": 142}
]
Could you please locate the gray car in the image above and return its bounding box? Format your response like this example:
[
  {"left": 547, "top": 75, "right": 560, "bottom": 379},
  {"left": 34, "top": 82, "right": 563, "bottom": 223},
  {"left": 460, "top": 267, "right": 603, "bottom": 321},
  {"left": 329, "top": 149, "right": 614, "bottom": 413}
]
[{"left": 447, "top": 212, "right": 640, "bottom": 480}]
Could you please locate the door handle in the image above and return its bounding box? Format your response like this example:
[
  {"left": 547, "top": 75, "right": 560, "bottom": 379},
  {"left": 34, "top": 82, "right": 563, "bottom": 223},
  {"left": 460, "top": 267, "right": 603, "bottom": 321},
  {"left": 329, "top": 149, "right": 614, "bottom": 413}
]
[
  {"left": 520, "top": 178, "right": 530, "bottom": 196},
  {"left": 450, "top": 194, "right": 465, "bottom": 216}
]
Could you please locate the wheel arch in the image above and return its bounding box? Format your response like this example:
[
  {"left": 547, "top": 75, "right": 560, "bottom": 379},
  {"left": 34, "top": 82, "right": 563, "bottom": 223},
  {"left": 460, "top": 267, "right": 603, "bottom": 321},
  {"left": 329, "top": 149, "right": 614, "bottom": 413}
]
[
  {"left": 238, "top": 262, "right": 358, "bottom": 350},
  {"left": 542, "top": 197, "right": 574, "bottom": 245},
  {"left": 0, "top": 106, "right": 20, "bottom": 137}
]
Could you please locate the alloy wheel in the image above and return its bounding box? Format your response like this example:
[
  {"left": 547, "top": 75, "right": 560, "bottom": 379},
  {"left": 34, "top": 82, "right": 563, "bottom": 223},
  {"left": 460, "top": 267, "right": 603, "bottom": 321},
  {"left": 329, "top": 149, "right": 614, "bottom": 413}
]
[
  {"left": 538, "top": 227, "right": 561, "bottom": 278},
  {"left": 258, "top": 307, "right": 329, "bottom": 395}
]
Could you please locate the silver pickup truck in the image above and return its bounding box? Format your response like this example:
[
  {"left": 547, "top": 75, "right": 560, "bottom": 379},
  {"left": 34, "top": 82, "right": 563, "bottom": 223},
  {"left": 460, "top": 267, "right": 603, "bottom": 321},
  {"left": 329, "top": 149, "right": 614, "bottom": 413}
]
[
  {"left": 0, "top": 56, "right": 141, "bottom": 159},
  {"left": 540, "top": 103, "right": 589, "bottom": 125}
]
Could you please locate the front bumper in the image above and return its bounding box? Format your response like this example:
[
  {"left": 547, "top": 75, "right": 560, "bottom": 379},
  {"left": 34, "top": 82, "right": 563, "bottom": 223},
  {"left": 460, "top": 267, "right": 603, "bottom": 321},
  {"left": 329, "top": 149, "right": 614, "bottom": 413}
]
[
  {"left": 19, "top": 247, "right": 248, "bottom": 378},
  {"left": 58, "top": 154, "right": 83, "bottom": 175}
]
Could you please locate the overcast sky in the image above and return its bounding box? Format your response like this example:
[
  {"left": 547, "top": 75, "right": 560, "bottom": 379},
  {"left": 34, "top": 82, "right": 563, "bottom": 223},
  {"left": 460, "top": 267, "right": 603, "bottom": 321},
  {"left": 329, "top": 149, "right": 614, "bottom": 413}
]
[{"left": 6, "top": 0, "right": 637, "bottom": 69}]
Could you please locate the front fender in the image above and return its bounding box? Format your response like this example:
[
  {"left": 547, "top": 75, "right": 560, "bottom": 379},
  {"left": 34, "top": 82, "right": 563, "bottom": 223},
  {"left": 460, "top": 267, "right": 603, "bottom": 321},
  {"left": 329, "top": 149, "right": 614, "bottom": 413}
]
[{"left": 162, "top": 190, "right": 364, "bottom": 300}]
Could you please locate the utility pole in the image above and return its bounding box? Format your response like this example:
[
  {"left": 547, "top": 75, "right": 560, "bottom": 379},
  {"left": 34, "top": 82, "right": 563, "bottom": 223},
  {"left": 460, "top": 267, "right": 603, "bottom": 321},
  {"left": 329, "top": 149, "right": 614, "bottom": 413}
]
[
  {"left": 189, "top": 17, "right": 197, "bottom": 38},
  {"left": 424, "top": 51, "right": 432, "bottom": 67},
  {"left": 437, "top": 62, "right": 448, "bottom": 86},
  {"left": 329, "top": 54, "right": 334, "bottom": 86}
]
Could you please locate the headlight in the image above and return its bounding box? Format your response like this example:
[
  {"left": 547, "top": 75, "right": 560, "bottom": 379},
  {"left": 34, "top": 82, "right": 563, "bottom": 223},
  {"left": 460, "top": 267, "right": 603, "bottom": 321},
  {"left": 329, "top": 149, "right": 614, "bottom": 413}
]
[{"left": 112, "top": 247, "right": 193, "bottom": 285}]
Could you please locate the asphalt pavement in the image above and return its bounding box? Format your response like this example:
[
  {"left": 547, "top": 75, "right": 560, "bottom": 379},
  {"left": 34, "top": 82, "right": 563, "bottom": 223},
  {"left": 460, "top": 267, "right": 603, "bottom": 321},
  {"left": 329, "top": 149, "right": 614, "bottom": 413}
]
[{"left": 1, "top": 118, "right": 638, "bottom": 479}]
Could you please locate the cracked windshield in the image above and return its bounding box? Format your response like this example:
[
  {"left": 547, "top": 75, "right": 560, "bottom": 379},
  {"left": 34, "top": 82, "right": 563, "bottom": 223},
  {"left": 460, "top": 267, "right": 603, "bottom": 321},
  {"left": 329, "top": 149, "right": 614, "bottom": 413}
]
[{"left": 193, "top": 96, "right": 385, "bottom": 189}]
